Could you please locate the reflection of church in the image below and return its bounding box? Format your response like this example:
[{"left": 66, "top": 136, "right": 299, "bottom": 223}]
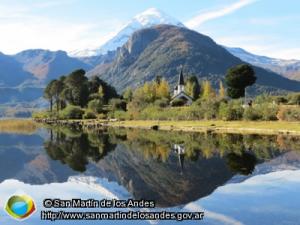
[
  {"left": 173, "top": 144, "right": 185, "bottom": 172},
  {"left": 170, "top": 68, "right": 193, "bottom": 106}
]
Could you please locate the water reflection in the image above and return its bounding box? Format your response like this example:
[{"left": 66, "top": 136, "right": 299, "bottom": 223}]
[
  {"left": 38, "top": 127, "right": 300, "bottom": 207},
  {"left": 173, "top": 144, "right": 186, "bottom": 173},
  {"left": 44, "top": 128, "right": 116, "bottom": 172},
  {"left": 226, "top": 151, "right": 257, "bottom": 175},
  {"left": 1, "top": 127, "right": 300, "bottom": 224}
]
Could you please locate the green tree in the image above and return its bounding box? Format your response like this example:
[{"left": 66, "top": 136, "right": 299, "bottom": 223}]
[
  {"left": 44, "top": 80, "right": 56, "bottom": 112},
  {"left": 51, "top": 79, "right": 64, "bottom": 112},
  {"left": 88, "top": 76, "right": 118, "bottom": 103},
  {"left": 59, "top": 105, "right": 84, "bottom": 119},
  {"left": 155, "top": 75, "right": 162, "bottom": 85},
  {"left": 58, "top": 76, "right": 67, "bottom": 110},
  {"left": 109, "top": 98, "right": 127, "bottom": 111},
  {"left": 225, "top": 64, "right": 256, "bottom": 99},
  {"left": 88, "top": 99, "right": 103, "bottom": 114},
  {"left": 123, "top": 88, "right": 133, "bottom": 102},
  {"left": 65, "top": 69, "right": 89, "bottom": 107},
  {"left": 185, "top": 76, "right": 200, "bottom": 100}
]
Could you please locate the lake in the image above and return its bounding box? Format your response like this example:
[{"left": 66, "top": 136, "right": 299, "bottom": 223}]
[{"left": 0, "top": 126, "right": 300, "bottom": 225}]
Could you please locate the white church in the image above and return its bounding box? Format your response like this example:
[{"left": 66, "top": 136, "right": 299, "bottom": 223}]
[{"left": 170, "top": 68, "right": 193, "bottom": 106}]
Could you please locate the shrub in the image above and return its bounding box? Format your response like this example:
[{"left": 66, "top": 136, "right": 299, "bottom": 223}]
[
  {"left": 32, "top": 111, "right": 50, "bottom": 119},
  {"left": 257, "top": 104, "right": 279, "bottom": 121},
  {"left": 171, "top": 98, "right": 185, "bottom": 107},
  {"left": 287, "top": 93, "right": 300, "bottom": 105},
  {"left": 186, "top": 104, "right": 205, "bottom": 120},
  {"left": 109, "top": 98, "right": 127, "bottom": 111},
  {"left": 254, "top": 94, "right": 273, "bottom": 104},
  {"left": 243, "top": 107, "right": 261, "bottom": 121},
  {"left": 97, "top": 113, "right": 107, "bottom": 119},
  {"left": 83, "top": 110, "right": 97, "bottom": 119},
  {"left": 277, "top": 107, "right": 300, "bottom": 121},
  {"left": 88, "top": 99, "right": 103, "bottom": 113},
  {"left": 218, "top": 101, "right": 244, "bottom": 121},
  {"left": 138, "top": 105, "right": 195, "bottom": 120},
  {"left": 154, "top": 98, "right": 169, "bottom": 108},
  {"left": 200, "top": 99, "right": 220, "bottom": 120},
  {"left": 59, "top": 105, "right": 84, "bottom": 119},
  {"left": 32, "top": 111, "right": 60, "bottom": 119},
  {"left": 274, "top": 96, "right": 288, "bottom": 105},
  {"left": 111, "top": 110, "right": 128, "bottom": 120}
]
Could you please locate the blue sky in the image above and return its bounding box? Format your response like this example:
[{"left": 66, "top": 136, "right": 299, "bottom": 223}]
[{"left": 0, "top": 0, "right": 299, "bottom": 59}]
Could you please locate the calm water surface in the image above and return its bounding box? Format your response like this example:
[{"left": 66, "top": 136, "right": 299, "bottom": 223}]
[{"left": 0, "top": 127, "right": 300, "bottom": 225}]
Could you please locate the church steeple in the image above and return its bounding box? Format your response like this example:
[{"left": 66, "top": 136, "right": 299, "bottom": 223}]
[
  {"left": 173, "top": 66, "right": 185, "bottom": 96},
  {"left": 178, "top": 67, "right": 184, "bottom": 85}
]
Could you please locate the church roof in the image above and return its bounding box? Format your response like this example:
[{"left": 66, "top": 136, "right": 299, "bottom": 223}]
[
  {"left": 171, "top": 91, "right": 193, "bottom": 101},
  {"left": 178, "top": 68, "right": 184, "bottom": 85}
]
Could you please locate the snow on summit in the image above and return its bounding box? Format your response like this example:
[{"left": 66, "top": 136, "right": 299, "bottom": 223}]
[
  {"left": 133, "top": 8, "right": 184, "bottom": 27},
  {"left": 71, "top": 8, "right": 184, "bottom": 57}
]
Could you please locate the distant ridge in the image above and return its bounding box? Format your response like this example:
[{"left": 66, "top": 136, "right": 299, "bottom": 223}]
[{"left": 226, "top": 47, "right": 300, "bottom": 81}]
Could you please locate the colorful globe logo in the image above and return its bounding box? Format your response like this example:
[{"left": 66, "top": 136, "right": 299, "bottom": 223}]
[{"left": 5, "top": 195, "right": 36, "bottom": 220}]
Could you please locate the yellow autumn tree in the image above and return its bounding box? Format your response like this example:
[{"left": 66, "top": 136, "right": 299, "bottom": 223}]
[
  {"left": 142, "top": 82, "right": 156, "bottom": 102},
  {"left": 156, "top": 79, "right": 170, "bottom": 99},
  {"left": 201, "top": 80, "right": 216, "bottom": 100},
  {"left": 218, "top": 81, "right": 226, "bottom": 99},
  {"left": 185, "top": 76, "right": 200, "bottom": 100}
]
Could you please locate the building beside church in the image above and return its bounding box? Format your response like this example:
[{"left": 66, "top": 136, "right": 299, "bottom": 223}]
[{"left": 170, "top": 68, "right": 193, "bottom": 106}]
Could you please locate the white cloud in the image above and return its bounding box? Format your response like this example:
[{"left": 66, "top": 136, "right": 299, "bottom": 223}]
[
  {"left": 212, "top": 34, "right": 300, "bottom": 60},
  {"left": 0, "top": 1, "right": 123, "bottom": 54},
  {"left": 248, "top": 15, "right": 300, "bottom": 26},
  {"left": 31, "top": 0, "right": 77, "bottom": 9},
  {"left": 265, "top": 48, "right": 300, "bottom": 60},
  {"left": 185, "top": 0, "right": 257, "bottom": 29}
]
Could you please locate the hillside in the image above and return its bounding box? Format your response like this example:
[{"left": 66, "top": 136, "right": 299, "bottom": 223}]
[
  {"left": 0, "top": 52, "right": 35, "bottom": 87},
  {"left": 14, "top": 50, "right": 92, "bottom": 82},
  {"left": 89, "top": 25, "right": 300, "bottom": 94},
  {"left": 0, "top": 50, "right": 94, "bottom": 115}
]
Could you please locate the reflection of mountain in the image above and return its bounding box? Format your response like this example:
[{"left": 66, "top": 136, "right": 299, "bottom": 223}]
[
  {"left": 0, "top": 132, "right": 79, "bottom": 184},
  {"left": 91, "top": 144, "right": 234, "bottom": 207},
  {"left": 229, "top": 151, "right": 300, "bottom": 184},
  {"left": 0, "top": 147, "right": 33, "bottom": 182},
  {"left": 2, "top": 127, "right": 300, "bottom": 209}
]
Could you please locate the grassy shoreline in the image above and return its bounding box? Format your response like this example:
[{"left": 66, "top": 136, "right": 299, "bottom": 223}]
[
  {"left": 3, "top": 118, "right": 300, "bottom": 136},
  {"left": 34, "top": 118, "right": 300, "bottom": 136},
  {"left": 0, "top": 119, "right": 39, "bottom": 134},
  {"left": 103, "top": 120, "right": 300, "bottom": 135}
]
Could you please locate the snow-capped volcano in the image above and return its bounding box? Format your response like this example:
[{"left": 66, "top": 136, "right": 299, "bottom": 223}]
[
  {"left": 71, "top": 8, "right": 185, "bottom": 57},
  {"left": 132, "top": 7, "right": 184, "bottom": 27}
]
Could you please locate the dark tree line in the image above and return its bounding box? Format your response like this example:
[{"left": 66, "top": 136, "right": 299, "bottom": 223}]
[
  {"left": 43, "top": 69, "right": 119, "bottom": 113},
  {"left": 45, "top": 128, "right": 116, "bottom": 172}
]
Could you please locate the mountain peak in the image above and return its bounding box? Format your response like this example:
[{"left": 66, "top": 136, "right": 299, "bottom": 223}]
[
  {"left": 71, "top": 8, "right": 184, "bottom": 57},
  {"left": 133, "top": 8, "right": 184, "bottom": 27}
]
